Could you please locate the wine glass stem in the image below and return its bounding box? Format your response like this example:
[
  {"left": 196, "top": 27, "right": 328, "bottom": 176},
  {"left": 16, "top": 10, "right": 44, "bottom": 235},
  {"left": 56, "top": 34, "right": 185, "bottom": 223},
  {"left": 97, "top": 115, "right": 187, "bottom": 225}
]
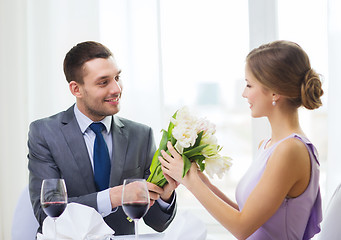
[
  {"left": 134, "top": 219, "right": 139, "bottom": 240},
  {"left": 53, "top": 219, "right": 57, "bottom": 240}
]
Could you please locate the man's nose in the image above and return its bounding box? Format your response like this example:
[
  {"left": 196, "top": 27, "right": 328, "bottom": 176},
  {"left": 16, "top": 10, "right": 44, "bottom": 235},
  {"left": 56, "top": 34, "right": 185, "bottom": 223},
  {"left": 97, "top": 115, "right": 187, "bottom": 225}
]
[{"left": 110, "top": 80, "right": 122, "bottom": 93}]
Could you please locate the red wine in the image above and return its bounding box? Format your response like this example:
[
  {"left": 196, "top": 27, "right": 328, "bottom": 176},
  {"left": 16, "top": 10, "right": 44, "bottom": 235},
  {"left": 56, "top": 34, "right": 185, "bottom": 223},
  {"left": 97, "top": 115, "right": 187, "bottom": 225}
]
[
  {"left": 42, "top": 202, "right": 67, "bottom": 218},
  {"left": 122, "top": 202, "right": 149, "bottom": 219}
]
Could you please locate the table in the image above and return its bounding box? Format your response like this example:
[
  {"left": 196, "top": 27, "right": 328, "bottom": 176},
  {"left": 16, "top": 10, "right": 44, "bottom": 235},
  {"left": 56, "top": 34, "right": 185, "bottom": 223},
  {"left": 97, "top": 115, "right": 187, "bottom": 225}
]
[{"left": 113, "top": 233, "right": 165, "bottom": 239}]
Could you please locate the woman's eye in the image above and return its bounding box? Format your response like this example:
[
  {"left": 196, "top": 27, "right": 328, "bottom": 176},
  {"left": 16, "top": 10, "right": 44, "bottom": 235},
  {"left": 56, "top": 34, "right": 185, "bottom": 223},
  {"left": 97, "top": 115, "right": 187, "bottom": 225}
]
[{"left": 99, "top": 81, "right": 108, "bottom": 85}]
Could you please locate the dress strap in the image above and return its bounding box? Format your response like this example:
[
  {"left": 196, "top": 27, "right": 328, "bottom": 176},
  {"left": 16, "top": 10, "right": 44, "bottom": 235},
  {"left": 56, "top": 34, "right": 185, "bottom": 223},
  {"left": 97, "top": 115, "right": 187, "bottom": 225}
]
[{"left": 291, "top": 134, "right": 320, "bottom": 166}]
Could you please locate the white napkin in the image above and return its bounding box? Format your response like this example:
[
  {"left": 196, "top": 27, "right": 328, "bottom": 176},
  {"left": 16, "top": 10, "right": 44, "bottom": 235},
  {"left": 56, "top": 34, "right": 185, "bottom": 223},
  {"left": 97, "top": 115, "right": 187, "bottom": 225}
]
[
  {"left": 37, "top": 202, "right": 115, "bottom": 240},
  {"left": 162, "top": 210, "right": 207, "bottom": 240}
]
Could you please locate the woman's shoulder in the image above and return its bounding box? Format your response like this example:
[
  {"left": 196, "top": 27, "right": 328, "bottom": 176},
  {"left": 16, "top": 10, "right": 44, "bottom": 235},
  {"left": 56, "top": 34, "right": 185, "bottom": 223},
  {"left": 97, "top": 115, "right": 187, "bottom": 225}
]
[
  {"left": 279, "top": 135, "right": 307, "bottom": 150},
  {"left": 271, "top": 135, "right": 310, "bottom": 166}
]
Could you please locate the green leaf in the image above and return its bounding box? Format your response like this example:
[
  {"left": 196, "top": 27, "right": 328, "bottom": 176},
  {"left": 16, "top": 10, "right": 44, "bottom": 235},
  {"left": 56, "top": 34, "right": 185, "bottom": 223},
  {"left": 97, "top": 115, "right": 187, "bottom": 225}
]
[
  {"left": 149, "top": 129, "right": 169, "bottom": 176},
  {"left": 148, "top": 150, "right": 160, "bottom": 174},
  {"left": 170, "top": 135, "right": 176, "bottom": 146},
  {"left": 193, "top": 131, "right": 204, "bottom": 148},
  {"left": 217, "top": 145, "right": 223, "bottom": 152},
  {"left": 196, "top": 159, "right": 205, "bottom": 172},
  {"left": 182, "top": 154, "right": 192, "bottom": 178},
  {"left": 159, "top": 130, "right": 169, "bottom": 152},
  {"left": 147, "top": 164, "right": 165, "bottom": 185},
  {"left": 167, "top": 111, "right": 177, "bottom": 138},
  {"left": 183, "top": 144, "right": 209, "bottom": 158},
  {"left": 190, "top": 155, "right": 205, "bottom": 161},
  {"left": 157, "top": 178, "right": 168, "bottom": 187}
]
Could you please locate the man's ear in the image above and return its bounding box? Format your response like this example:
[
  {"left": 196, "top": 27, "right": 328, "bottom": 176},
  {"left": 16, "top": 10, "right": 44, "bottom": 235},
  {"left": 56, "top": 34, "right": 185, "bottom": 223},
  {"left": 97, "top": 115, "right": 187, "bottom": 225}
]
[{"left": 69, "top": 81, "right": 82, "bottom": 98}]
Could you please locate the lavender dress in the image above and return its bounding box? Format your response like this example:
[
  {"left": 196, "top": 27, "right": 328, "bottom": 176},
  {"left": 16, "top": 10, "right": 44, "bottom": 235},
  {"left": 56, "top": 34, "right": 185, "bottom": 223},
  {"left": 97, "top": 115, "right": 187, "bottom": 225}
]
[{"left": 235, "top": 134, "right": 322, "bottom": 240}]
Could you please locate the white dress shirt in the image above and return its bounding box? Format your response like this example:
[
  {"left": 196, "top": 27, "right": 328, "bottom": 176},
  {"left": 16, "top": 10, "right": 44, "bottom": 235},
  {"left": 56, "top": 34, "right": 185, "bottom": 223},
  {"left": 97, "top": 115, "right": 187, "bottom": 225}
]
[{"left": 73, "top": 105, "right": 173, "bottom": 217}]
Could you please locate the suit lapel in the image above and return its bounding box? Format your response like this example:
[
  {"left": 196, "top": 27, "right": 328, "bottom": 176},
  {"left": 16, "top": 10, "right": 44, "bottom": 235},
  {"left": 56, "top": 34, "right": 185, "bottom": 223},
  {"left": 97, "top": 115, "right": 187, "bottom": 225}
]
[
  {"left": 61, "top": 106, "right": 97, "bottom": 192},
  {"left": 110, "top": 116, "right": 128, "bottom": 185}
]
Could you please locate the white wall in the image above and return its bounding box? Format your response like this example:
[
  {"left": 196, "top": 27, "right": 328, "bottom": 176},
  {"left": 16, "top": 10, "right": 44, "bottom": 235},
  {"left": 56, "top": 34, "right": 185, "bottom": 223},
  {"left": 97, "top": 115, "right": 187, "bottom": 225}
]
[
  {"left": 326, "top": 0, "right": 341, "bottom": 202},
  {"left": 1, "top": 0, "right": 101, "bottom": 239},
  {"left": 27, "top": 0, "right": 101, "bottom": 122},
  {"left": 248, "top": 0, "right": 277, "bottom": 156},
  {"left": 99, "top": 0, "right": 164, "bottom": 137},
  {"left": 0, "top": 0, "right": 28, "bottom": 238}
]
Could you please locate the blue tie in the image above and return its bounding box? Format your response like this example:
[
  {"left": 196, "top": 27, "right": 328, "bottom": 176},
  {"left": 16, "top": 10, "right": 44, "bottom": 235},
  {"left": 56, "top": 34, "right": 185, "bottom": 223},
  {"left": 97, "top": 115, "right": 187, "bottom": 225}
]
[{"left": 89, "top": 122, "right": 111, "bottom": 191}]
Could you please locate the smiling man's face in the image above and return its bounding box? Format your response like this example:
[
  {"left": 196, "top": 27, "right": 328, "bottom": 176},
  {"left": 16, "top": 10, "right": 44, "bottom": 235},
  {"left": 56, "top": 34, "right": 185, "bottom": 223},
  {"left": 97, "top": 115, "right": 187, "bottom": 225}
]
[{"left": 74, "top": 57, "right": 123, "bottom": 121}]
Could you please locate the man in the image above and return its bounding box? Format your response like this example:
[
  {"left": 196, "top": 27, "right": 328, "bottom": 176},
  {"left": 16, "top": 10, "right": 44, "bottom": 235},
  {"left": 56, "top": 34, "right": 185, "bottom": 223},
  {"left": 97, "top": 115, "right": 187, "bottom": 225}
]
[{"left": 28, "top": 41, "right": 177, "bottom": 235}]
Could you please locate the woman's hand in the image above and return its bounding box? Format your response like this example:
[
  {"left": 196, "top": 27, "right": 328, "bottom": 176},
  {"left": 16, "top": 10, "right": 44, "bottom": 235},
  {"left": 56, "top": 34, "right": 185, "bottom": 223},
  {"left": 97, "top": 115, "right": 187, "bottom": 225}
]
[
  {"left": 159, "top": 142, "right": 184, "bottom": 183},
  {"left": 159, "top": 141, "right": 199, "bottom": 187}
]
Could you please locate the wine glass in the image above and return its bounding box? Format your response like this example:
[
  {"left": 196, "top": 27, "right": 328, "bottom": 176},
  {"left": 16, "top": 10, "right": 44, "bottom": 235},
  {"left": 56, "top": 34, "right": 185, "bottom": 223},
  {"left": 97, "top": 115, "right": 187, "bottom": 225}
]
[
  {"left": 122, "top": 179, "right": 150, "bottom": 240},
  {"left": 41, "top": 178, "right": 68, "bottom": 239}
]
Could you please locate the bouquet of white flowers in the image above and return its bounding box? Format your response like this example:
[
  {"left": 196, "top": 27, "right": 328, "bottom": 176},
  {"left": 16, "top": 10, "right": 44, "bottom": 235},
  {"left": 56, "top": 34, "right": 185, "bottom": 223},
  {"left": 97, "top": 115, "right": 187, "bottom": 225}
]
[{"left": 147, "top": 107, "right": 232, "bottom": 187}]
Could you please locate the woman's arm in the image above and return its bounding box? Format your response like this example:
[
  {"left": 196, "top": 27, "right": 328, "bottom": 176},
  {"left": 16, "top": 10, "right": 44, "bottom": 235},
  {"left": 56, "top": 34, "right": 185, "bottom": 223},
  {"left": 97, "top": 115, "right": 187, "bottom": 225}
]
[
  {"left": 160, "top": 139, "right": 310, "bottom": 239},
  {"left": 196, "top": 170, "right": 239, "bottom": 210}
]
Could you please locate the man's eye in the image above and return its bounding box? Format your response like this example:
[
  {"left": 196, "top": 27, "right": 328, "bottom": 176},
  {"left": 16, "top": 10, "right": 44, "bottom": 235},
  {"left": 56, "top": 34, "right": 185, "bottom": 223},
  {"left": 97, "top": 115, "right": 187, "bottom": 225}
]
[
  {"left": 99, "top": 81, "right": 108, "bottom": 85},
  {"left": 115, "top": 76, "right": 121, "bottom": 81}
]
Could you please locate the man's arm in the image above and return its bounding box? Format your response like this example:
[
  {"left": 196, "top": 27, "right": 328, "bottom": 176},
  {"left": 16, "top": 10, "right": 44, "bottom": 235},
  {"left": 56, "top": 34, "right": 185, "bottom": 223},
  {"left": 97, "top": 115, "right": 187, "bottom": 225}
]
[{"left": 27, "top": 120, "right": 98, "bottom": 226}]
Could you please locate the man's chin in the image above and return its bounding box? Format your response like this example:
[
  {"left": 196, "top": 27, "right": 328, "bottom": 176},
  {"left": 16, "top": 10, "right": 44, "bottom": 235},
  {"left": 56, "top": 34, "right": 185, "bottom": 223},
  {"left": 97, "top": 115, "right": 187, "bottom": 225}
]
[{"left": 108, "top": 106, "right": 120, "bottom": 116}]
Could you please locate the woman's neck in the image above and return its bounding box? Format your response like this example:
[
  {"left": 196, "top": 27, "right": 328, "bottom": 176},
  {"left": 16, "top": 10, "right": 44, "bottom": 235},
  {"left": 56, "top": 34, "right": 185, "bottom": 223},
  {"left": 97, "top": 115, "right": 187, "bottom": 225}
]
[{"left": 267, "top": 108, "right": 304, "bottom": 145}]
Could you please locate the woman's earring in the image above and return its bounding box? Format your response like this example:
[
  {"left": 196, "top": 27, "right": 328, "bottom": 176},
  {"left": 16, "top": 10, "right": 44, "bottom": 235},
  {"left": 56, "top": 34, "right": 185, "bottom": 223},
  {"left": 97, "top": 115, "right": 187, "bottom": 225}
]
[{"left": 272, "top": 100, "right": 276, "bottom": 106}]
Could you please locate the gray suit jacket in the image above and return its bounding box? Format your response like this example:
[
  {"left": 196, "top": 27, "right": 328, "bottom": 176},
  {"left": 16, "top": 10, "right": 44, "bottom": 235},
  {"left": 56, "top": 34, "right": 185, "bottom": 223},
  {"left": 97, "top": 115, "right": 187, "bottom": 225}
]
[{"left": 28, "top": 105, "right": 176, "bottom": 235}]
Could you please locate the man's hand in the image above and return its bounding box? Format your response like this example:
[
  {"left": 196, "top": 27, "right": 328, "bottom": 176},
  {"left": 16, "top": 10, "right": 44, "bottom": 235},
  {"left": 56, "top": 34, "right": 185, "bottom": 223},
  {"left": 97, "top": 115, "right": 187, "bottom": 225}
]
[
  {"left": 109, "top": 185, "right": 124, "bottom": 209},
  {"left": 146, "top": 182, "right": 164, "bottom": 207},
  {"left": 160, "top": 173, "right": 179, "bottom": 203},
  {"left": 109, "top": 178, "right": 178, "bottom": 209},
  {"left": 109, "top": 183, "right": 163, "bottom": 209}
]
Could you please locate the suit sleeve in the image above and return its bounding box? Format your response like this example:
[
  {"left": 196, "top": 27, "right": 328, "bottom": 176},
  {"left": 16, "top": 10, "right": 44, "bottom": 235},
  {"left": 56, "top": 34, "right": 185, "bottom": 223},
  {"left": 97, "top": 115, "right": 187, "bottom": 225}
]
[{"left": 27, "top": 120, "right": 98, "bottom": 227}]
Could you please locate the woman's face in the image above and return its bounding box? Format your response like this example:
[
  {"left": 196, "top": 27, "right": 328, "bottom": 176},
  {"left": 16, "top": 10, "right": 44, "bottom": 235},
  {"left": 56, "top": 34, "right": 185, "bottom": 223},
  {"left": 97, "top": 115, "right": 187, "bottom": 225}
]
[{"left": 242, "top": 64, "right": 274, "bottom": 118}]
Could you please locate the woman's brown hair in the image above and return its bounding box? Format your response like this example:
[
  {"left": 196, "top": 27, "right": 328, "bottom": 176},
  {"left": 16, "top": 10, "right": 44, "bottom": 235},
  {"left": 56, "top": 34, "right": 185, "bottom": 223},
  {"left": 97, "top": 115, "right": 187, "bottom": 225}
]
[{"left": 246, "top": 40, "right": 323, "bottom": 110}]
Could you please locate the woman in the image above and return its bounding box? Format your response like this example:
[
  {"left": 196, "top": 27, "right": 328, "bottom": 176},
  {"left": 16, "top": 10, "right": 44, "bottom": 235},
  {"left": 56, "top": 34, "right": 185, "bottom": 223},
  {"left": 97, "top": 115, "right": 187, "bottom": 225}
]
[{"left": 159, "top": 40, "right": 323, "bottom": 239}]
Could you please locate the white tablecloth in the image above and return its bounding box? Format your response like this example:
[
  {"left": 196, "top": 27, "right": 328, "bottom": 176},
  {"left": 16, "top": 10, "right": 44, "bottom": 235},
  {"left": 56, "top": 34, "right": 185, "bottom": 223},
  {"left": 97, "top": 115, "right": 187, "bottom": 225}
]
[
  {"left": 114, "top": 210, "right": 207, "bottom": 240},
  {"left": 113, "top": 233, "right": 164, "bottom": 239}
]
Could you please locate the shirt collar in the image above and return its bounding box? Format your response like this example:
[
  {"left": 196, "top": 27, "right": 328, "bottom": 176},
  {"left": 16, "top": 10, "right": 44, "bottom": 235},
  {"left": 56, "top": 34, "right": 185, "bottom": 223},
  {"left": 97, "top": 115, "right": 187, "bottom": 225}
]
[{"left": 74, "top": 104, "right": 112, "bottom": 134}]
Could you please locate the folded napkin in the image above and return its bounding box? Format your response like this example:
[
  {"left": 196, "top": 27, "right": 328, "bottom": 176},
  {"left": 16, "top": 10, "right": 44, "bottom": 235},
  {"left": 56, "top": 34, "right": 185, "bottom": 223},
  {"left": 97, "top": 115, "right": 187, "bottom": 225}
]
[
  {"left": 162, "top": 210, "right": 207, "bottom": 240},
  {"left": 37, "top": 202, "right": 115, "bottom": 240},
  {"left": 114, "top": 233, "right": 165, "bottom": 240}
]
